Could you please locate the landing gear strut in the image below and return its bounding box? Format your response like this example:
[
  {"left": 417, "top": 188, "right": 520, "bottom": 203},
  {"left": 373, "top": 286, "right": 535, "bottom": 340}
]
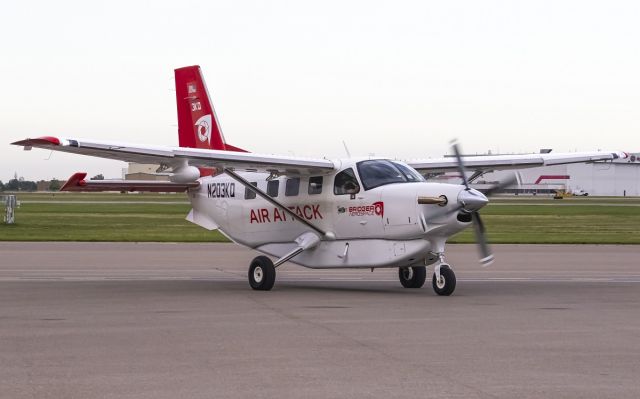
[
  {"left": 432, "top": 264, "right": 456, "bottom": 296},
  {"left": 398, "top": 266, "right": 427, "bottom": 288},
  {"left": 248, "top": 256, "right": 276, "bottom": 291}
]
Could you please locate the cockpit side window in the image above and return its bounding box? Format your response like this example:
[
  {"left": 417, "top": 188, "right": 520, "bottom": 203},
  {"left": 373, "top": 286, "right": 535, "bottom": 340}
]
[
  {"left": 333, "top": 168, "right": 360, "bottom": 195},
  {"left": 393, "top": 162, "right": 425, "bottom": 182},
  {"left": 356, "top": 160, "right": 408, "bottom": 190}
]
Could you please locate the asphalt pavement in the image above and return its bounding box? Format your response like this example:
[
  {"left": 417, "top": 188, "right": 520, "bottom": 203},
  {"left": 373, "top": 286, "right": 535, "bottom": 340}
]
[{"left": 1, "top": 242, "right": 639, "bottom": 398}]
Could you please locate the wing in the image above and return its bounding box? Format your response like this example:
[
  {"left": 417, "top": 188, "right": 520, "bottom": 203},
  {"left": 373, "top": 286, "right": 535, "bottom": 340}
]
[
  {"left": 407, "top": 151, "right": 628, "bottom": 174},
  {"left": 11, "top": 136, "right": 336, "bottom": 176}
]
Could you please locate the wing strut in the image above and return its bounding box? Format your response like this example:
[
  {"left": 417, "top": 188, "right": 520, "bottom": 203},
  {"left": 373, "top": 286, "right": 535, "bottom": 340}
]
[
  {"left": 273, "top": 232, "right": 321, "bottom": 267},
  {"left": 223, "top": 168, "right": 334, "bottom": 240}
]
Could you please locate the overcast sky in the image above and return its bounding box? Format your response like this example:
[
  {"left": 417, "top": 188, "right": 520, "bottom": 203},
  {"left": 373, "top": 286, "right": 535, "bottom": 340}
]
[{"left": 1, "top": 0, "right": 639, "bottom": 181}]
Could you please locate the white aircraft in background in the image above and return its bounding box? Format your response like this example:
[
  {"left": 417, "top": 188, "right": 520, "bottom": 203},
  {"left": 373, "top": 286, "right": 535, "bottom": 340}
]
[{"left": 12, "top": 66, "right": 627, "bottom": 295}]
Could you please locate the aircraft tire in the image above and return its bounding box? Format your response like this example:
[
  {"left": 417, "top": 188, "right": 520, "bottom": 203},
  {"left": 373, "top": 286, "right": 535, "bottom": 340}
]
[
  {"left": 432, "top": 265, "right": 456, "bottom": 296},
  {"left": 249, "top": 256, "right": 276, "bottom": 291},
  {"left": 398, "top": 266, "right": 427, "bottom": 288}
]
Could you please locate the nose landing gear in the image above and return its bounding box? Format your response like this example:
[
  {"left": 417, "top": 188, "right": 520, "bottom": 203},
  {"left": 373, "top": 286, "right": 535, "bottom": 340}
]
[{"left": 432, "top": 263, "right": 456, "bottom": 296}]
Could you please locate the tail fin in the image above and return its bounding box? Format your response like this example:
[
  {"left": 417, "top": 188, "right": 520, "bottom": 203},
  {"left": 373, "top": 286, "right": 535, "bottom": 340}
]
[{"left": 175, "top": 65, "right": 247, "bottom": 152}]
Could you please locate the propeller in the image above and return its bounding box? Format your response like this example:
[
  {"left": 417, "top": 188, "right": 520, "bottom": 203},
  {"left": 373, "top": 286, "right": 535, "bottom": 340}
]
[
  {"left": 471, "top": 211, "right": 493, "bottom": 265},
  {"left": 451, "top": 140, "right": 494, "bottom": 265},
  {"left": 451, "top": 140, "right": 471, "bottom": 190},
  {"left": 422, "top": 140, "right": 519, "bottom": 266},
  {"left": 483, "top": 173, "right": 520, "bottom": 197}
]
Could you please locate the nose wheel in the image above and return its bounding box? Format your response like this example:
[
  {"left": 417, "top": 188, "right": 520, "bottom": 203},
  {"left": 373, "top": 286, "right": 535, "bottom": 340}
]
[
  {"left": 432, "top": 264, "right": 456, "bottom": 296},
  {"left": 248, "top": 256, "right": 276, "bottom": 291}
]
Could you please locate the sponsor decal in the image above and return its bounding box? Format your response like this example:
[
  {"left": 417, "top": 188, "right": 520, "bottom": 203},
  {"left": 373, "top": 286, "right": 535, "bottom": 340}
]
[
  {"left": 195, "top": 114, "right": 212, "bottom": 144},
  {"left": 347, "top": 201, "right": 384, "bottom": 218},
  {"left": 250, "top": 205, "right": 323, "bottom": 224},
  {"left": 337, "top": 206, "right": 346, "bottom": 214},
  {"left": 207, "top": 182, "right": 235, "bottom": 198},
  {"left": 188, "top": 83, "right": 197, "bottom": 94}
]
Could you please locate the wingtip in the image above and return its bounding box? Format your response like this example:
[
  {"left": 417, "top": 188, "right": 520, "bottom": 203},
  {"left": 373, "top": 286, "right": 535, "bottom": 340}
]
[{"left": 11, "top": 136, "right": 61, "bottom": 146}]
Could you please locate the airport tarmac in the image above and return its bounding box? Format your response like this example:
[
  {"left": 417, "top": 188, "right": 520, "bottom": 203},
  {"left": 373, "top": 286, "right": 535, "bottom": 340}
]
[{"left": 1, "top": 242, "right": 639, "bottom": 399}]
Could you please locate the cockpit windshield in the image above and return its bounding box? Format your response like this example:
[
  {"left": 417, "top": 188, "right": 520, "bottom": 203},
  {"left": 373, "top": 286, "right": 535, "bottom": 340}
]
[
  {"left": 393, "top": 161, "right": 425, "bottom": 183},
  {"left": 356, "top": 160, "right": 425, "bottom": 190}
]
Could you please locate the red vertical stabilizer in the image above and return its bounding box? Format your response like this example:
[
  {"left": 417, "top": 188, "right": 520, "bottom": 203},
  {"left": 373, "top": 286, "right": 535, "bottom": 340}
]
[
  {"left": 174, "top": 66, "right": 248, "bottom": 176},
  {"left": 175, "top": 65, "right": 227, "bottom": 150}
]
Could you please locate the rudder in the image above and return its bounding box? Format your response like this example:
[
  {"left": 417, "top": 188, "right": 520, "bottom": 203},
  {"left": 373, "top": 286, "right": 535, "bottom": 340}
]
[{"left": 174, "top": 65, "right": 227, "bottom": 150}]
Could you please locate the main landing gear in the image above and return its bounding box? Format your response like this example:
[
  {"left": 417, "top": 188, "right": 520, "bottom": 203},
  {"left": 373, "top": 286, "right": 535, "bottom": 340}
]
[
  {"left": 398, "top": 266, "right": 427, "bottom": 288},
  {"left": 248, "top": 256, "right": 276, "bottom": 291}
]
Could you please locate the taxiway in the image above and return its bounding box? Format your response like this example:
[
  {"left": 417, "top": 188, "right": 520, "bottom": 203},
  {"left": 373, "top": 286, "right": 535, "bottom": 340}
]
[{"left": 1, "top": 242, "right": 639, "bottom": 398}]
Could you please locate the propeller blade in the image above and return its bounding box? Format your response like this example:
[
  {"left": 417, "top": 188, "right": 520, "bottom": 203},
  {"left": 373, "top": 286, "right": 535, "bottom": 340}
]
[
  {"left": 483, "top": 173, "right": 520, "bottom": 197},
  {"left": 451, "top": 140, "right": 470, "bottom": 190},
  {"left": 471, "top": 212, "right": 494, "bottom": 266}
]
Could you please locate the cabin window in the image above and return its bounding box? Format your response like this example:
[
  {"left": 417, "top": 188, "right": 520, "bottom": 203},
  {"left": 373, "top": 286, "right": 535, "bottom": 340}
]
[
  {"left": 244, "top": 182, "right": 257, "bottom": 199},
  {"left": 308, "top": 176, "right": 323, "bottom": 195},
  {"left": 267, "top": 180, "right": 280, "bottom": 197},
  {"left": 333, "top": 168, "right": 360, "bottom": 195},
  {"left": 285, "top": 178, "right": 300, "bottom": 196}
]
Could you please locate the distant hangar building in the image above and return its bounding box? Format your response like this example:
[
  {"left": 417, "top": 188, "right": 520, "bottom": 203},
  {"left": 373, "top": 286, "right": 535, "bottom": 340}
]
[
  {"left": 123, "top": 163, "right": 169, "bottom": 181},
  {"left": 440, "top": 151, "right": 640, "bottom": 196}
]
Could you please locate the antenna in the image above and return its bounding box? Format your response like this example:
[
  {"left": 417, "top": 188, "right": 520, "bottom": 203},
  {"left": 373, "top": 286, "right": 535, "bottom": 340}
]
[{"left": 342, "top": 141, "right": 351, "bottom": 158}]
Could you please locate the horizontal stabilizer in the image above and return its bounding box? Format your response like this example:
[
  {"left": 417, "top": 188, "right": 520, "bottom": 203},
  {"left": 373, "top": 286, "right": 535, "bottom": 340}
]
[{"left": 60, "top": 172, "right": 199, "bottom": 192}]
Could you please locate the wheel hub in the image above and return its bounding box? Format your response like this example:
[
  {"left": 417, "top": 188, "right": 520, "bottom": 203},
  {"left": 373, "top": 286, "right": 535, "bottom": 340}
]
[
  {"left": 253, "top": 266, "right": 264, "bottom": 283},
  {"left": 436, "top": 275, "right": 446, "bottom": 289},
  {"left": 402, "top": 267, "right": 414, "bottom": 280}
]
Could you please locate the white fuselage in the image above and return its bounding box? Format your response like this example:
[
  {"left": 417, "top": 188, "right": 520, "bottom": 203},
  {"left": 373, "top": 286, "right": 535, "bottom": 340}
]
[{"left": 186, "top": 158, "right": 472, "bottom": 269}]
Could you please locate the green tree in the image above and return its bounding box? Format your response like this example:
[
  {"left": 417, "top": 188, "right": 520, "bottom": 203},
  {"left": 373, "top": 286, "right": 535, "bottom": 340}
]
[
  {"left": 5, "top": 177, "right": 38, "bottom": 192},
  {"left": 49, "top": 179, "right": 61, "bottom": 191},
  {"left": 19, "top": 180, "right": 37, "bottom": 191},
  {"left": 5, "top": 179, "right": 19, "bottom": 191}
]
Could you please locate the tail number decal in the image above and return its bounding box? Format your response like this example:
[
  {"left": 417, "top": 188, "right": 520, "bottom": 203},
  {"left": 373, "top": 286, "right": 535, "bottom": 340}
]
[{"left": 207, "top": 182, "right": 235, "bottom": 198}]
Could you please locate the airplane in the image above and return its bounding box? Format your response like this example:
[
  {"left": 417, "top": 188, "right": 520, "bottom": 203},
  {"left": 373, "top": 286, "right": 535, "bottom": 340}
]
[{"left": 12, "top": 65, "right": 628, "bottom": 295}]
